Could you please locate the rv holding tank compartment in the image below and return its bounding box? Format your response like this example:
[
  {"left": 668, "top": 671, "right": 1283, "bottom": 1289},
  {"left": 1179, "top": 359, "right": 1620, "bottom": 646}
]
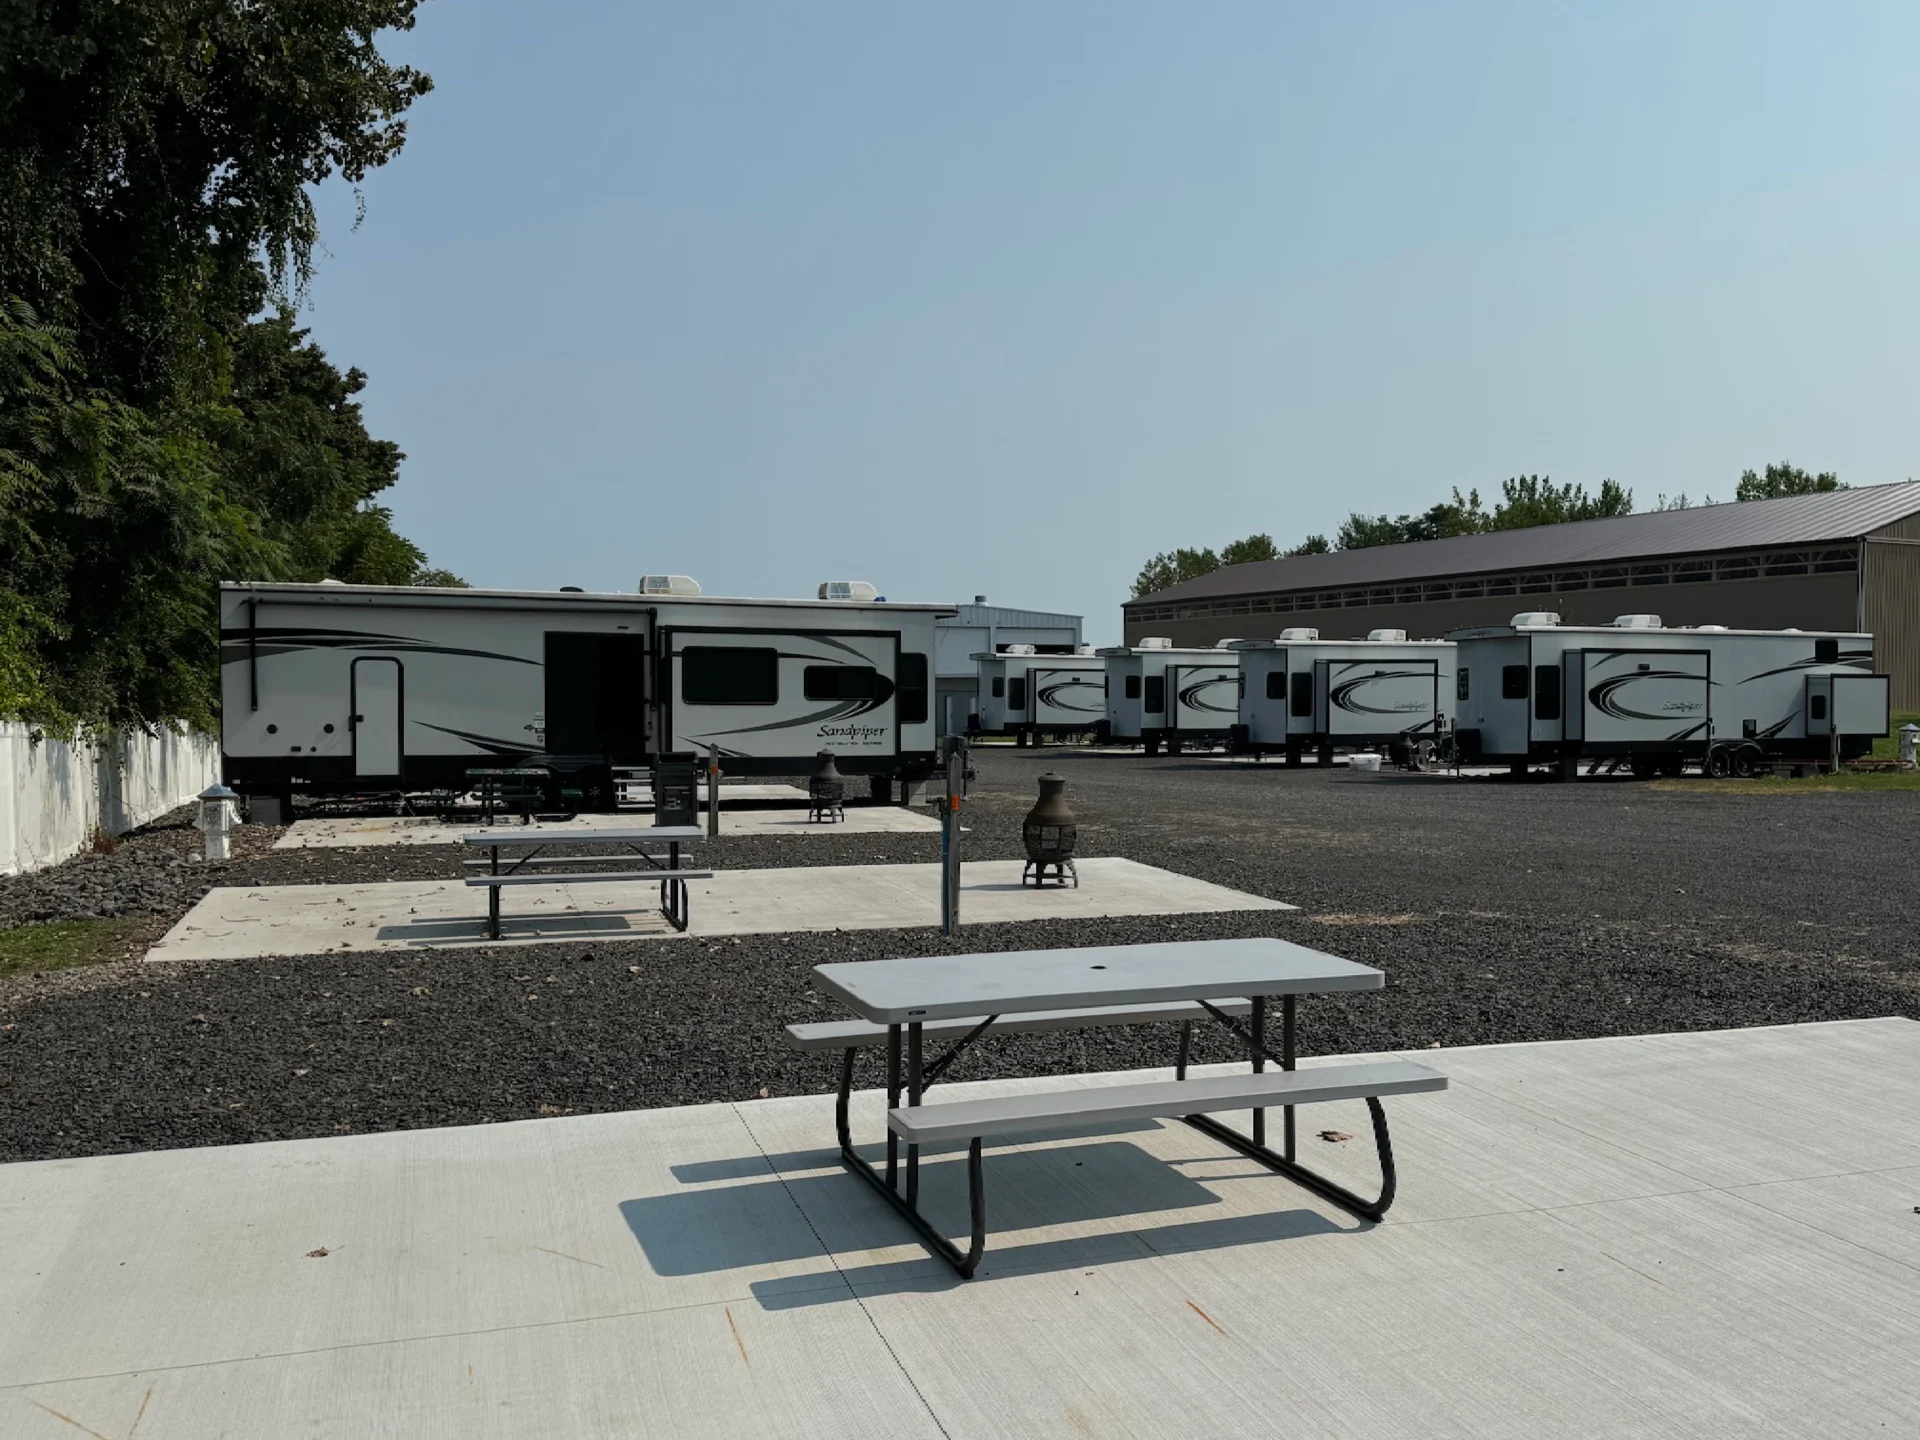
[
  {"left": 971, "top": 646, "right": 1105, "bottom": 745},
  {"left": 1232, "top": 629, "right": 1457, "bottom": 765},
  {"left": 1450, "top": 613, "right": 1888, "bottom": 778},
  {"left": 221, "top": 580, "right": 949, "bottom": 809},
  {"left": 1098, "top": 639, "right": 1242, "bottom": 754}
]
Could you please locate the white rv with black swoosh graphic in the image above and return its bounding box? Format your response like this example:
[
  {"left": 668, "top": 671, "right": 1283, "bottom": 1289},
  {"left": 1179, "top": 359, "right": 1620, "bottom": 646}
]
[
  {"left": 1098, "top": 640, "right": 1241, "bottom": 753},
  {"left": 1450, "top": 612, "right": 1887, "bottom": 776},
  {"left": 1232, "top": 629, "right": 1456, "bottom": 764},
  {"left": 971, "top": 648, "right": 1104, "bottom": 743},
  {"left": 220, "top": 582, "right": 949, "bottom": 808}
]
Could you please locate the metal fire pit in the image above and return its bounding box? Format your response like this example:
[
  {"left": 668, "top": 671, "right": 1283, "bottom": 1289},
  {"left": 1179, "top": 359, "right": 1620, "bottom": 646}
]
[
  {"left": 808, "top": 751, "right": 846, "bottom": 823},
  {"left": 1021, "top": 771, "right": 1077, "bottom": 887}
]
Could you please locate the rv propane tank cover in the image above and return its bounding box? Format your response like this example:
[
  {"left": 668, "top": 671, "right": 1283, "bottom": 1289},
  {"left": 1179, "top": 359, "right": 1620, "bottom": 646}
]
[
  {"left": 817, "top": 580, "right": 880, "bottom": 602},
  {"left": 1613, "top": 614, "right": 1663, "bottom": 629},
  {"left": 640, "top": 575, "right": 701, "bottom": 596},
  {"left": 1138, "top": 637, "right": 1173, "bottom": 649},
  {"left": 1366, "top": 629, "right": 1407, "bottom": 643},
  {"left": 1511, "top": 612, "right": 1560, "bottom": 628}
]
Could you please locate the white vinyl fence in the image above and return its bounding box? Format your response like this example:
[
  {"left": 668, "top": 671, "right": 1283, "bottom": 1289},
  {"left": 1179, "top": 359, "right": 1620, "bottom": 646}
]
[{"left": 0, "top": 723, "right": 218, "bottom": 876}]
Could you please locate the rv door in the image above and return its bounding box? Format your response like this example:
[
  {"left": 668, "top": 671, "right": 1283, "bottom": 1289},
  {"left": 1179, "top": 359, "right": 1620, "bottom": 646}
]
[{"left": 351, "top": 657, "right": 403, "bottom": 779}]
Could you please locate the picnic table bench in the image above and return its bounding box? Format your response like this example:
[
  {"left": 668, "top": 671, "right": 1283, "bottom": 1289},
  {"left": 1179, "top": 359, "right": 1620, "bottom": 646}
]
[
  {"left": 791, "top": 937, "right": 1447, "bottom": 1277},
  {"left": 460, "top": 825, "right": 709, "bottom": 939}
]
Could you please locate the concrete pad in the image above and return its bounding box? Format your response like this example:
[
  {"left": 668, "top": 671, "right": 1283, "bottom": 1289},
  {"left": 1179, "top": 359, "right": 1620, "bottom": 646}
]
[
  {"left": 144, "top": 858, "right": 1294, "bottom": 961},
  {"left": 4, "top": 1019, "right": 1917, "bottom": 1438},
  {"left": 274, "top": 796, "right": 930, "bottom": 849}
]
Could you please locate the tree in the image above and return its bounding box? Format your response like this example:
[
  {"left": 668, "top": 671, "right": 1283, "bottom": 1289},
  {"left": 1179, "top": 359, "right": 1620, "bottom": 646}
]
[
  {"left": 1488, "top": 475, "right": 1633, "bottom": 530},
  {"left": 0, "top": 0, "right": 432, "bottom": 402},
  {"left": 1286, "top": 534, "right": 1331, "bottom": 556},
  {"left": 1334, "top": 487, "right": 1491, "bottom": 550},
  {"left": 1130, "top": 532, "right": 1283, "bottom": 597},
  {"left": 1736, "top": 463, "right": 1841, "bottom": 502},
  {"left": 1219, "top": 533, "right": 1279, "bottom": 567}
]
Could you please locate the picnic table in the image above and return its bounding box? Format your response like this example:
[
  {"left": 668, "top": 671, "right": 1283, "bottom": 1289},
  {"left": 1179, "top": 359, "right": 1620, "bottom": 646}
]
[
  {"left": 460, "top": 825, "right": 709, "bottom": 939},
  {"left": 465, "top": 767, "right": 550, "bottom": 825},
  {"left": 791, "top": 936, "right": 1447, "bottom": 1276}
]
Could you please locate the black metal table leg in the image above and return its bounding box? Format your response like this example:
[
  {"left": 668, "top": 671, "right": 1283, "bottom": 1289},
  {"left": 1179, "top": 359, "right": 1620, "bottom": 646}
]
[
  {"left": 1283, "top": 994, "right": 1297, "bottom": 1161},
  {"left": 906, "top": 1022, "right": 923, "bottom": 1209},
  {"left": 1251, "top": 994, "right": 1267, "bottom": 1147},
  {"left": 885, "top": 1024, "right": 901, "bottom": 1188},
  {"left": 488, "top": 843, "right": 501, "bottom": 940}
]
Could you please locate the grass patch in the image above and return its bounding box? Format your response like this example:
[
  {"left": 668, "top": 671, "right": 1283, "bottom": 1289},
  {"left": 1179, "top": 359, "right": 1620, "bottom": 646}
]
[
  {"left": 1652, "top": 771, "right": 1920, "bottom": 795},
  {"left": 0, "top": 916, "right": 155, "bottom": 978}
]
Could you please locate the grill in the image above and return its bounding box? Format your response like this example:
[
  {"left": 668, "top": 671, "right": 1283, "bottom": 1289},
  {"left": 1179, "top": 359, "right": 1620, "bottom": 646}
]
[
  {"left": 808, "top": 751, "right": 846, "bottom": 823},
  {"left": 1021, "top": 771, "right": 1078, "bottom": 887}
]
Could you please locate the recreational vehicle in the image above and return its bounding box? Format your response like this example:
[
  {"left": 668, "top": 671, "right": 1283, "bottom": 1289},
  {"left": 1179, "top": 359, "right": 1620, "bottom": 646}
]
[
  {"left": 220, "top": 581, "right": 950, "bottom": 808},
  {"left": 1099, "top": 639, "right": 1242, "bottom": 753},
  {"left": 1451, "top": 613, "right": 1888, "bottom": 777},
  {"left": 971, "top": 646, "right": 1105, "bottom": 744},
  {"left": 1232, "top": 629, "right": 1456, "bottom": 764}
]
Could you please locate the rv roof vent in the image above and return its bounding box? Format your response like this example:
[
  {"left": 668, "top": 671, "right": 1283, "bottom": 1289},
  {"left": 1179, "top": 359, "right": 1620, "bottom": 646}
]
[
  {"left": 1277, "top": 627, "right": 1319, "bottom": 642},
  {"left": 1366, "top": 628, "right": 1407, "bottom": 643},
  {"left": 1214, "top": 638, "right": 1246, "bottom": 649},
  {"left": 640, "top": 575, "right": 701, "bottom": 596},
  {"left": 1138, "top": 637, "right": 1173, "bottom": 649},
  {"left": 1004, "top": 644, "right": 1037, "bottom": 655},
  {"left": 1613, "top": 614, "right": 1663, "bottom": 629},
  {"left": 319, "top": 577, "right": 346, "bottom": 585},
  {"left": 1077, "top": 643, "right": 1098, "bottom": 655},
  {"left": 1510, "top": 611, "right": 1560, "bottom": 628},
  {"left": 559, "top": 585, "right": 584, "bottom": 593},
  {"left": 1693, "top": 624, "right": 1729, "bottom": 632},
  {"left": 818, "top": 580, "right": 880, "bottom": 602}
]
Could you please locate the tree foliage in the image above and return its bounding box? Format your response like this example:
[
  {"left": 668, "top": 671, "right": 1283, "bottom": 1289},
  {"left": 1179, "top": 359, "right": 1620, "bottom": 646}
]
[
  {"left": 1132, "top": 534, "right": 1278, "bottom": 598},
  {"left": 1736, "top": 462, "right": 1842, "bottom": 502},
  {"left": 0, "top": 3, "right": 453, "bottom": 733}
]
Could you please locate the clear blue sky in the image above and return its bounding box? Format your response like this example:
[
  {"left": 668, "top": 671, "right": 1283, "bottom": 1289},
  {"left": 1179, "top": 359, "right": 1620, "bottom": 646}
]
[{"left": 304, "top": 1, "right": 1920, "bottom": 644}]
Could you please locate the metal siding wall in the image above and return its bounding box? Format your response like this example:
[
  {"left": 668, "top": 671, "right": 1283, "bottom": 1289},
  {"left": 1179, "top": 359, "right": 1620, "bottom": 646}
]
[
  {"left": 1864, "top": 540, "right": 1920, "bottom": 710},
  {"left": 1869, "top": 512, "right": 1920, "bottom": 542},
  {"left": 1124, "top": 572, "right": 1860, "bottom": 650}
]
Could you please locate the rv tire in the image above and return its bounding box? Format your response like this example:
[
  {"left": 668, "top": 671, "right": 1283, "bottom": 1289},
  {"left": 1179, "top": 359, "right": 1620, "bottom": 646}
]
[{"left": 1707, "top": 745, "right": 1733, "bottom": 779}]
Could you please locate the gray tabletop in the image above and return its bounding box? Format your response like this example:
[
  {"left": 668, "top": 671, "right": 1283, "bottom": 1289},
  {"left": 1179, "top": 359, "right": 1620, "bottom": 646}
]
[
  {"left": 460, "top": 826, "right": 705, "bottom": 846},
  {"left": 812, "top": 937, "right": 1384, "bottom": 1024}
]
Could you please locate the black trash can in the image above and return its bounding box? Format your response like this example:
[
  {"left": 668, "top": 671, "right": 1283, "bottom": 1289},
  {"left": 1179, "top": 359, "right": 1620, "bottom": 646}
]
[{"left": 651, "top": 754, "right": 698, "bottom": 827}]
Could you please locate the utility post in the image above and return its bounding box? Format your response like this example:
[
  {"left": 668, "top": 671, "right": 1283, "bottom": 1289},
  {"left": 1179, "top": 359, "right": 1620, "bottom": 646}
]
[
  {"left": 939, "top": 735, "right": 967, "bottom": 935},
  {"left": 706, "top": 743, "right": 721, "bottom": 837}
]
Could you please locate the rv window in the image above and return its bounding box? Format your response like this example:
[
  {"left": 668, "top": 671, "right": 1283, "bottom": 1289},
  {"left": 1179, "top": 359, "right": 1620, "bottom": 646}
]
[
  {"left": 1143, "top": 675, "right": 1165, "bottom": 714},
  {"left": 991, "top": 677, "right": 1005, "bottom": 698},
  {"left": 1124, "top": 675, "right": 1141, "bottom": 700},
  {"left": 1815, "top": 639, "right": 1839, "bottom": 664},
  {"left": 1533, "top": 666, "right": 1561, "bottom": 721},
  {"left": 1266, "top": 671, "right": 1285, "bottom": 700},
  {"left": 683, "top": 647, "right": 778, "bottom": 705},
  {"left": 1501, "top": 665, "right": 1529, "bottom": 700},
  {"left": 1456, "top": 668, "right": 1469, "bottom": 702},
  {"left": 1810, "top": 694, "right": 1828, "bottom": 721},
  {"left": 1290, "top": 671, "right": 1313, "bottom": 718},
  {"left": 897, "top": 653, "right": 929, "bottom": 725},
  {"left": 804, "top": 665, "right": 878, "bottom": 702},
  {"left": 1008, "top": 677, "right": 1028, "bottom": 711}
]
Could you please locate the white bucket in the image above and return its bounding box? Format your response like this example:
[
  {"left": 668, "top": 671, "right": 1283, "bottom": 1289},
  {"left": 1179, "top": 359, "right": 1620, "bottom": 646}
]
[{"left": 1349, "top": 752, "right": 1383, "bottom": 773}]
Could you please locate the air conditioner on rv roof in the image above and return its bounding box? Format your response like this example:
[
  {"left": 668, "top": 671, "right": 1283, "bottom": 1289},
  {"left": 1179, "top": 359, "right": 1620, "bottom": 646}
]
[
  {"left": 1511, "top": 612, "right": 1560, "bottom": 627},
  {"left": 1613, "top": 614, "right": 1663, "bottom": 628},
  {"left": 1214, "top": 638, "right": 1246, "bottom": 648},
  {"left": 1277, "top": 627, "right": 1319, "bottom": 641},
  {"left": 818, "top": 580, "right": 880, "bottom": 602},
  {"left": 1366, "top": 628, "right": 1407, "bottom": 642},
  {"left": 640, "top": 575, "right": 701, "bottom": 596},
  {"left": 1138, "top": 637, "right": 1173, "bottom": 649},
  {"left": 1004, "top": 644, "right": 1037, "bottom": 655}
]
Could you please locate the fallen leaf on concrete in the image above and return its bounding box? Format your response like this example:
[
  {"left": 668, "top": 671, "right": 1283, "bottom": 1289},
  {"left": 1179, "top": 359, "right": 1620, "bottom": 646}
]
[
  {"left": 307, "top": 1247, "right": 331, "bottom": 1258},
  {"left": 1319, "top": 1130, "right": 1353, "bottom": 1144}
]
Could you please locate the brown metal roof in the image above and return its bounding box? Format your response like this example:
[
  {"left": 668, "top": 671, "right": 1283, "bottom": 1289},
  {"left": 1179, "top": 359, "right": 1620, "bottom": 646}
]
[{"left": 1129, "top": 482, "right": 1920, "bottom": 607}]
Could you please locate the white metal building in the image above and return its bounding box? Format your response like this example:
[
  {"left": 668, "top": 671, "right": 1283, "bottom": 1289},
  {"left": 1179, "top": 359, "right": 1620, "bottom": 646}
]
[{"left": 934, "top": 598, "right": 1083, "bottom": 736}]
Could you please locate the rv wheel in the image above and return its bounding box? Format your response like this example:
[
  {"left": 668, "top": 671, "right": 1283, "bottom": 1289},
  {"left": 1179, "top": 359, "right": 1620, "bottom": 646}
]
[
  {"left": 1659, "top": 756, "right": 1685, "bottom": 777},
  {"left": 1734, "top": 744, "right": 1766, "bottom": 779},
  {"left": 1707, "top": 745, "right": 1733, "bottom": 779}
]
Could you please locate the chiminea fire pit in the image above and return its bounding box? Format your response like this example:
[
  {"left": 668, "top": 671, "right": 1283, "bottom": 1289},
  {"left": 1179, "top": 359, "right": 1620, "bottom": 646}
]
[
  {"left": 808, "top": 750, "right": 846, "bottom": 823},
  {"left": 1021, "top": 771, "right": 1078, "bottom": 887}
]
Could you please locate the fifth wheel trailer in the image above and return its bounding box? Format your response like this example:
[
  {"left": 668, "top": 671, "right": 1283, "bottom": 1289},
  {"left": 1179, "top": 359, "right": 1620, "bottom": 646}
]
[
  {"left": 1231, "top": 629, "right": 1456, "bottom": 764},
  {"left": 220, "top": 581, "right": 949, "bottom": 808},
  {"left": 971, "top": 647, "right": 1105, "bottom": 744},
  {"left": 1099, "top": 639, "right": 1241, "bottom": 754},
  {"left": 1451, "top": 612, "right": 1888, "bottom": 777}
]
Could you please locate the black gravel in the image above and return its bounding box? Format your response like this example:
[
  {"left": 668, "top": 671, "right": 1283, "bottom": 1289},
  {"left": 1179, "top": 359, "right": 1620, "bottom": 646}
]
[{"left": 2, "top": 750, "right": 1916, "bottom": 1162}]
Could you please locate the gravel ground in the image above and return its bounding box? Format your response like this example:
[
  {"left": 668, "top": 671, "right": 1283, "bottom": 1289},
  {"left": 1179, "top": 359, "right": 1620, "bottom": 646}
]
[{"left": 2, "top": 750, "right": 1916, "bottom": 1162}]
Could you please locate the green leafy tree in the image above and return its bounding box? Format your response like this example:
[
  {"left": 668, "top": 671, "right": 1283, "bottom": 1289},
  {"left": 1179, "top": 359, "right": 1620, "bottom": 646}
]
[
  {"left": 1736, "top": 463, "right": 1841, "bottom": 501},
  {"left": 1132, "top": 546, "right": 1219, "bottom": 598},
  {"left": 1286, "top": 534, "right": 1331, "bottom": 556},
  {"left": 1219, "top": 533, "right": 1279, "bottom": 567}
]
